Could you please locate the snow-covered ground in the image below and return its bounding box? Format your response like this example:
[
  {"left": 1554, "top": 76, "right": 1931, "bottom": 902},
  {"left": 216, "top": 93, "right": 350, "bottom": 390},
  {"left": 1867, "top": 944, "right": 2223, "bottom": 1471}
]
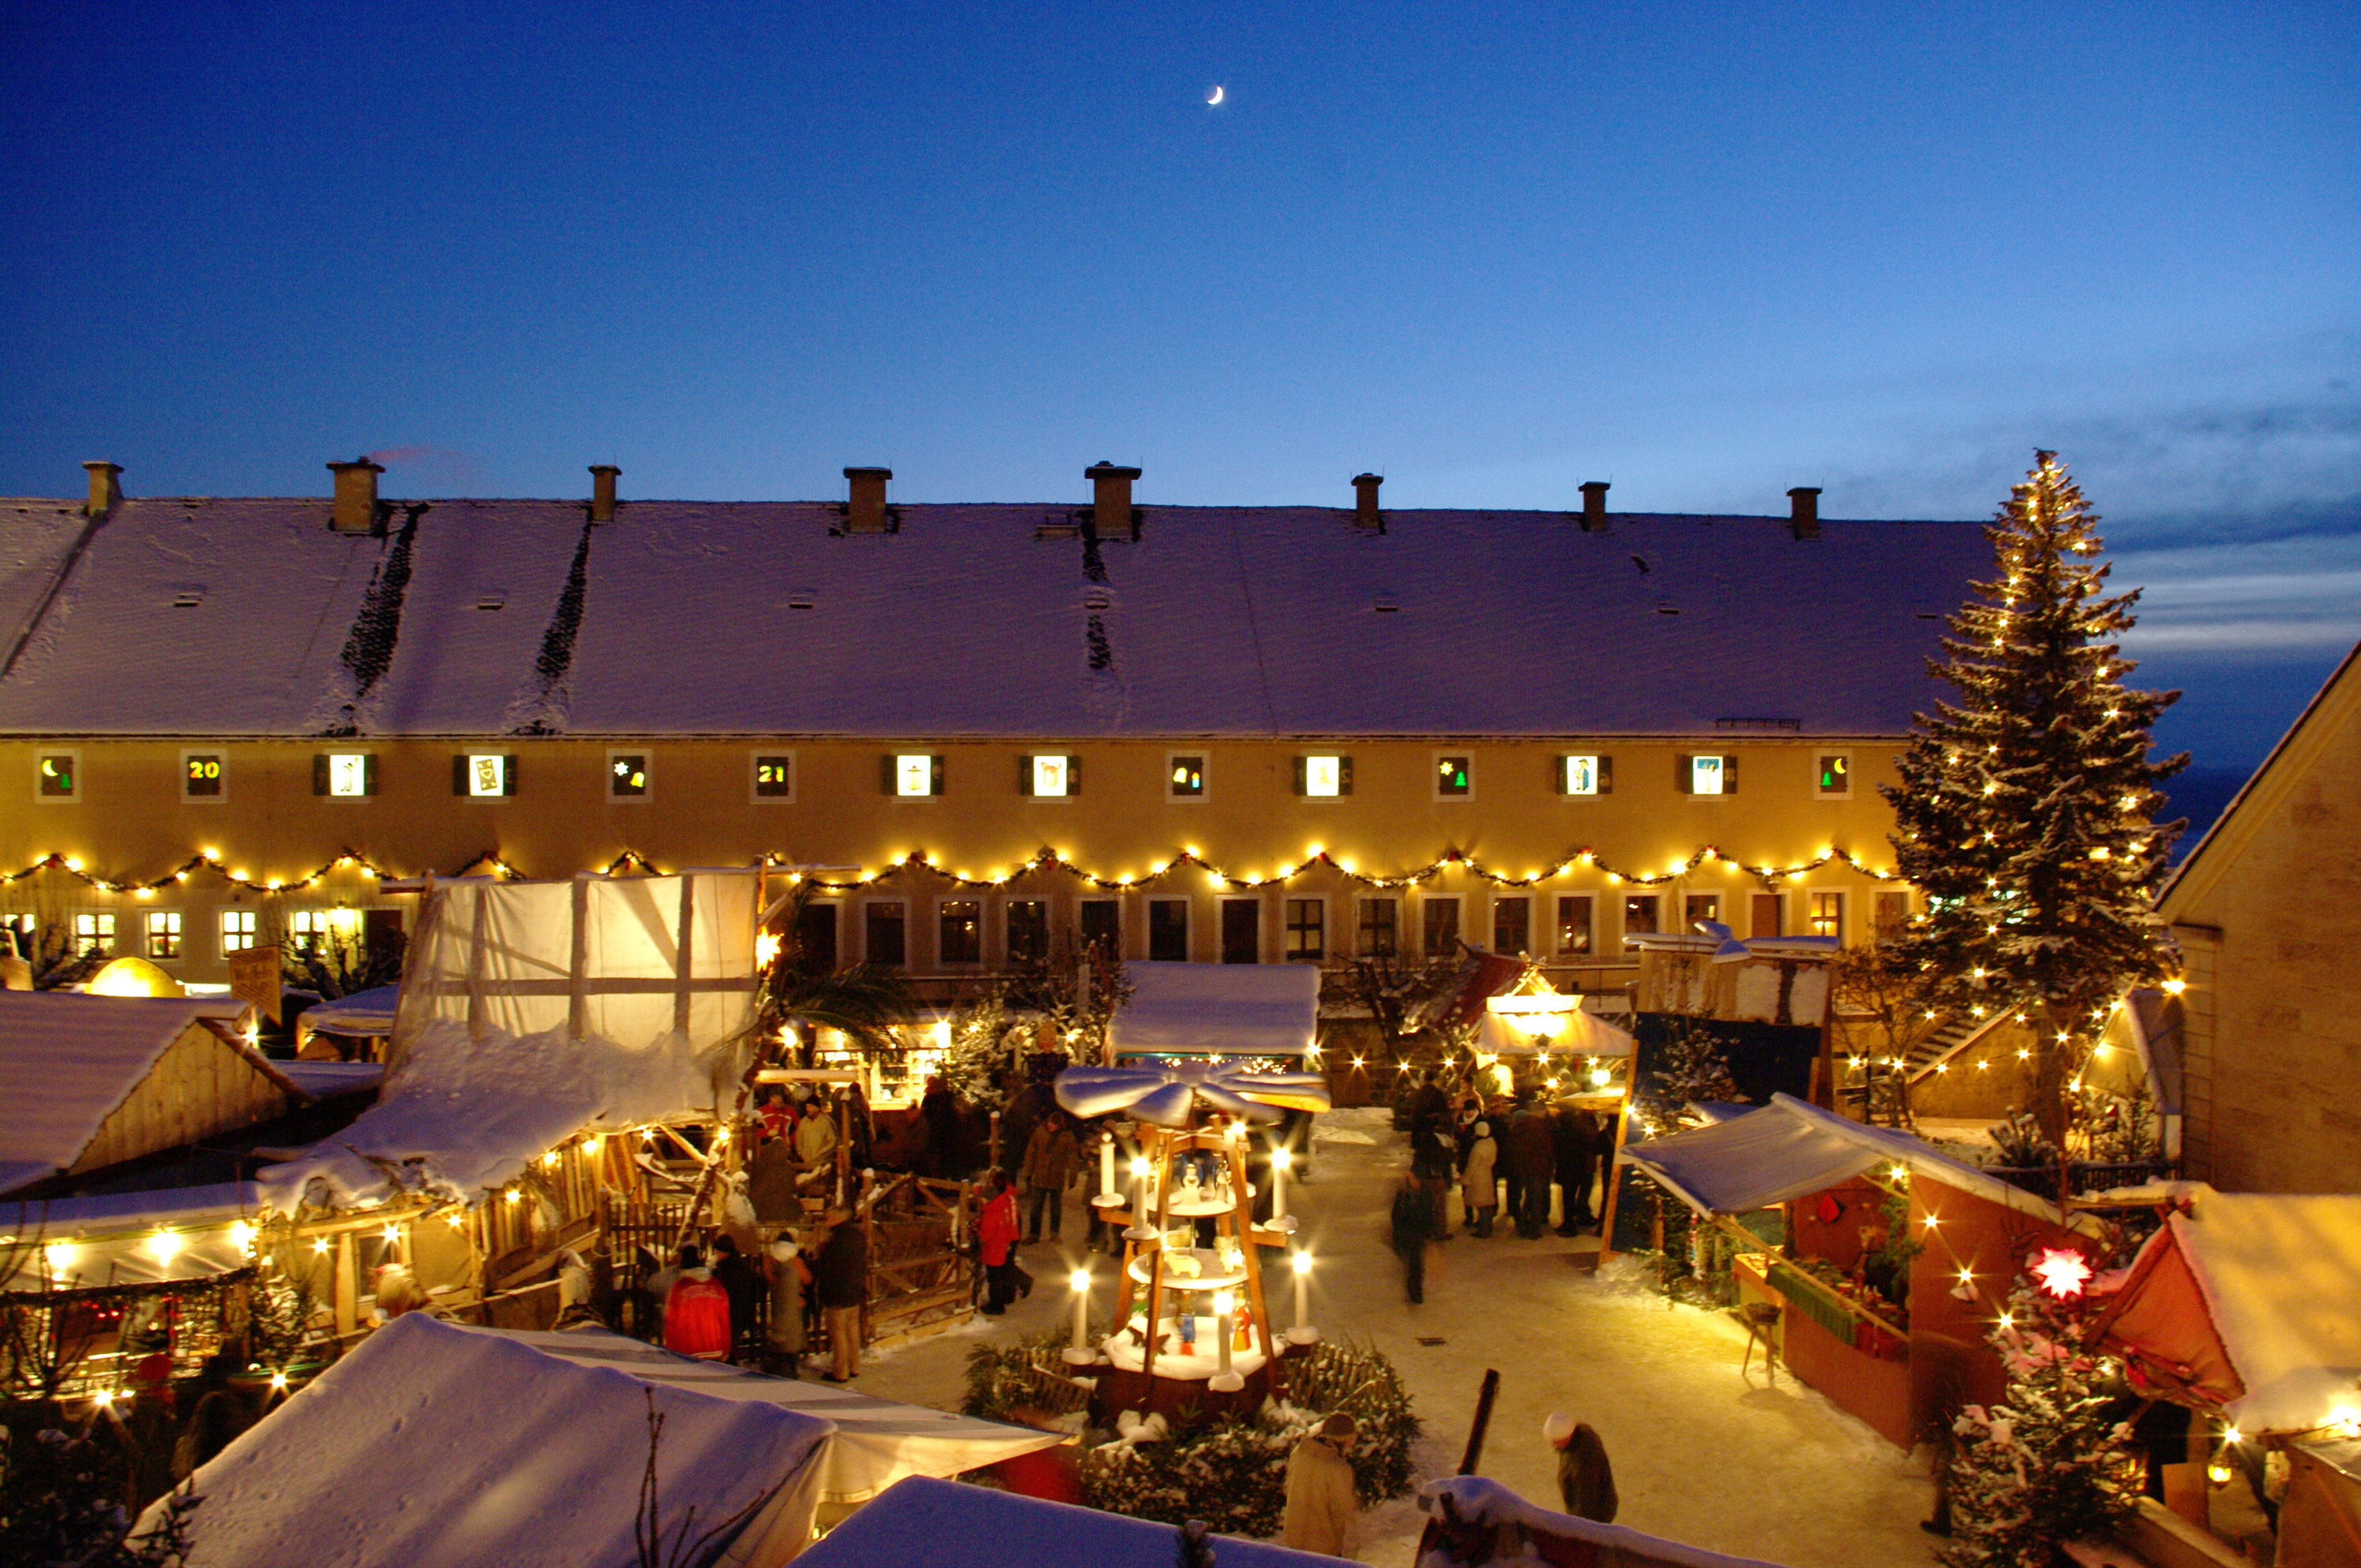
[{"left": 852, "top": 1106, "right": 1940, "bottom": 1567}]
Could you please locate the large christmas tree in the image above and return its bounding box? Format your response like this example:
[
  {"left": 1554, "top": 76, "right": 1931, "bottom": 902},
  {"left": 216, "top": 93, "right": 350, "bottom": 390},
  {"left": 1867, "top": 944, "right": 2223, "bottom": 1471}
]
[{"left": 1886, "top": 452, "right": 2186, "bottom": 1146}]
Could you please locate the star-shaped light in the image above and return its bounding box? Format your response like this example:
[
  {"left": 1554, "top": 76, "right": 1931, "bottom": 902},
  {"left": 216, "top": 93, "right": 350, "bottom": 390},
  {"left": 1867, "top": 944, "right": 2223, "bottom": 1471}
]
[
  {"left": 2030, "top": 1247, "right": 2093, "bottom": 1300},
  {"left": 1055, "top": 1063, "right": 1331, "bottom": 1127}
]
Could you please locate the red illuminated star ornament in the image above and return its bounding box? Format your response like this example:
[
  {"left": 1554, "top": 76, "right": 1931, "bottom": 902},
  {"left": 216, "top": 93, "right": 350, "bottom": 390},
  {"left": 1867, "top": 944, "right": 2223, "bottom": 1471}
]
[{"left": 2031, "top": 1247, "right": 2093, "bottom": 1300}]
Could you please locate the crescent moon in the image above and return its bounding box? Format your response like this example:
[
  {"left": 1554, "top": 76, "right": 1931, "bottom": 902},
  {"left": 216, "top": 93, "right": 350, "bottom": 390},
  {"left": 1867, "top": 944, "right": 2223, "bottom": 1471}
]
[{"left": 1206, "top": 85, "right": 1224, "bottom": 105}]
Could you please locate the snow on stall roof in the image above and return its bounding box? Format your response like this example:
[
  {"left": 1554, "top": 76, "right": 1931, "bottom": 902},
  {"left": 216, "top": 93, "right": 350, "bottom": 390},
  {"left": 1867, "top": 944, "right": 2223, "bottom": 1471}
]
[
  {"left": 1619, "top": 1094, "right": 2093, "bottom": 1230},
  {"left": 482, "top": 1326, "right": 1061, "bottom": 1503},
  {"left": 299, "top": 984, "right": 399, "bottom": 1036},
  {"left": 272, "top": 1059, "right": 385, "bottom": 1098},
  {"left": 0, "top": 1182, "right": 265, "bottom": 1294},
  {"left": 144, "top": 1312, "right": 831, "bottom": 1568},
  {"left": 1416, "top": 1476, "right": 1795, "bottom": 1567},
  {"left": 0, "top": 496, "right": 1986, "bottom": 737},
  {"left": 0, "top": 993, "right": 255, "bottom": 1194},
  {"left": 793, "top": 1474, "right": 1353, "bottom": 1568},
  {"left": 1107, "top": 959, "right": 1320, "bottom": 1057},
  {"left": 2164, "top": 1191, "right": 2361, "bottom": 1433}
]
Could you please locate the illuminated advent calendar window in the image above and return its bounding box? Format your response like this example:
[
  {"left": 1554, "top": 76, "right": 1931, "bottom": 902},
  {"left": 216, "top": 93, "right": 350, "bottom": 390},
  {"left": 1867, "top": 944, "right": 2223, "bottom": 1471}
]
[
  {"left": 753, "top": 754, "right": 793, "bottom": 799},
  {"left": 889, "top": 754, "right": 942, "bottom": 797},
  {"left": 183, "top": 752, "right": 224, "bottom": 799},
  {"left": 1561, "top": 755, "right": 1605, "bottom": 795},
  {"left": 609, "top": 753, "right": 649, "bottom": 798},
  {"left": 1690, "top": 754, "right": 1727, "bottom": 795},
  {"left": 465, "top": 754, "right": 510, "bottom": 797},
  {"left": 1023, "top": 754, "right": 1077, "bottom": 797},
  {"left": 314, "top": 752, "right": 376, "bottom": 798},
  {"left": 1296, "top": 755, "right": 1350, "bottom": 797},
  {"left": 1169, "top": 755, "right": 1205, "bottom": 797}
]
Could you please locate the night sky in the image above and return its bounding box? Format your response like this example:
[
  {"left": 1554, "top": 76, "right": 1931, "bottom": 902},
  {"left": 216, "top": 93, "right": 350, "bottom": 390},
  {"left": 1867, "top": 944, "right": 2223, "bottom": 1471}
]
[{"left": 2, "top": 2, "right": 2354, "bottom": 777}]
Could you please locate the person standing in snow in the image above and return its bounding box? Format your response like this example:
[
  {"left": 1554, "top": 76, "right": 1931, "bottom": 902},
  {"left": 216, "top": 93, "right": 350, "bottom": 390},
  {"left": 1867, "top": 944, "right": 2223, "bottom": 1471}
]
[
  {"left": 1019, "top": 1112, "right": 1079, "bottom": 1244},
  {"left": 1390, "top": 1171, "right": 1436, "bottom": 1304},
  {"left": 1460, "top": 1120, "right": 1500, "bottom": 1238},
  {"left": 1543, "top": 1412, "right": 1618, "bottom": 1522},
  {"left": 919, "top": 1075, "right": 960, "bottom": 1178},
  {"left": 763, "top": 1234, "right": 812, "bottom": 1376},
  {"left": 811, "top": 1205, "right": 867, "bottom": 1382},
  {"left": 1555, "top": 1107, "right": 1602, "bottom": 1234},
  {"left": 1506, "top": 1097, "right": 1557, "bottom": 1238},
  {"left": 708, "top": 1234, "right": 763, "bottom": 1363},
  {"left": 977, "top": 1169, "right": 1029, "bottom": 1314},
  {"left": 1282, "top": 1411, "right": 1361, "bottom": 1557},
  {"left": 661, "top": 1245, "right": 732, "bottom": 1360}
]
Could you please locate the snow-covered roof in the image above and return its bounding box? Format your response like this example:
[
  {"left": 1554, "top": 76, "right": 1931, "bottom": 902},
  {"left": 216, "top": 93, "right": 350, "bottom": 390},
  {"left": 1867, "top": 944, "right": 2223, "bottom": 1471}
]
[
  {"left": 1107, "top": 960, "right": 1320, "bottom": 1058},
  {"left": 0, "top": 1182, "right": 264, "bottom": 1295},
  {"left": 489, "top": 1326, "right": 1061, "bottom": 1503},
  {"left": 2095, "top": 1188, "right": 2361, "bottom": 1434},
  {"left": 1417, "top": 1477, "right": 1792, "bottom": 1567},
  {"left": 1619, "top": 1093, "right": 2092, "bottom": 1230},
  {"left": 0, "top": 993, "right": 259, "bottom": 1195},
  {"left": 146, "top": 1312, "right": 832, "bottom": 1568},
  {"left": 272, "top": 1060, "right": 385, "bottom": 1098},
  {"left": 794, "top": 1475, "right": 1351, "bottom": 1568},
  {"left": 0, "top": 495, "right": 1986, "bottom": 738},
  {"left": 300, "top": 984, "right": 399, "bottom": 1036}
]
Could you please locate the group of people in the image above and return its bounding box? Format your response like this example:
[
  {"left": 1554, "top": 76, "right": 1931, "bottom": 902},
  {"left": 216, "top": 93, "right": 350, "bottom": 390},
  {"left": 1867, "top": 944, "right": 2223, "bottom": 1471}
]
[
  {"left": 1391, "top": 1072, "right": 1611, "bottom": 1303},
  {"left": 648, "top": 1203, "right": 870, "bottom": 1382}
]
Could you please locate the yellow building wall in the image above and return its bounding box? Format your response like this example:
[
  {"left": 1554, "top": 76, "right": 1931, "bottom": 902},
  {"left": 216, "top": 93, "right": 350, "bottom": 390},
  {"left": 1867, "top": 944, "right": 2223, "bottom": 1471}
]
[
  {"left": 2, "top": 735, "right": 1916, "bottom": 986},
  {"left": 2163, "top": 675, "right": 2361, "bottom": 1194}
]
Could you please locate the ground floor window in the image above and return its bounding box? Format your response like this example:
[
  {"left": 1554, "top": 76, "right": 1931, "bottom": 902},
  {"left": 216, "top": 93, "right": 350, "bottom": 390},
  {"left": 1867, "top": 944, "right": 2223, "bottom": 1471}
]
[
  {"left": 1622, "top": 895, "right": 1659, "bottom": 939},
  {"left": 146, "top": 912, "right": 182, "bottom": 960},
  {"left": 1358, "top": 897, "right": 1398, "bottom": 958},
  {"left": 220, "top": 909, "right": 257, "bottom": 955},
  {"left": 938, "top": 900, "right": 981, "bottom": 965},
  {"left": 1285, "top": 899, "right": 1325, "bottom": 962},
  {"left": 1492, "top": 896, "right": 1529, "bottom": 955},
  {"left": 1006, "top": 900, "right": 1047, "bottom": 965},
  {"left": 1809, "top": 891, "right": 1846, "bottom": 941},
  {"left": 1079, "top": 899, "right": 1121, "bottom": 957},
  {"left": 1684, "top": 894, "right": 1720, "bottom": 930},
  {"left": 1221, "top": 899, "right": 1259, "bottom": 964},
  {"left": 1148, "top": 899, "right": 1189, "bottom": 961},
  {"left": 74, "top": 913, "right": 116, "bottom": 957},
  {"left": 865, "top": 902, "right": 907, "bottom": 967},
  {"left": 1555, "top": 896, "right": 1591, "bottom": 955},
  {"left": 1423, "top": 898, "right": 1460, "bottom": 957}
]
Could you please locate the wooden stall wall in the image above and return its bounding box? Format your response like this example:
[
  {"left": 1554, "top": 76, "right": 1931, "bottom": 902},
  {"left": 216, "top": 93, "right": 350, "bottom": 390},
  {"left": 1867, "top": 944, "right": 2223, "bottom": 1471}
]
[
  {"left": 71, "top": 1021, "right": 294, "bottom": 1176},
  {"left": 1905, "top": 1179, "right": 2086, "bottom": 1448}
]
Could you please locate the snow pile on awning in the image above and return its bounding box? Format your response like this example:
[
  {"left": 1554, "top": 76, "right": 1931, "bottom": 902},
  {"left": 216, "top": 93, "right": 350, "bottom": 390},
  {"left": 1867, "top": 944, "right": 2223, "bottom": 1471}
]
[
  {"left": 145, "top": 1313, "right": 830, "bottom": 1568},
  {"left": 1418, "top": 1476, "right": 1794, "bottom": 1568},
  {"left": 0, "top": 993, "right": 256, "bottom": 1196},
  {"left": 1619, "top": 1094, "right": 2082, "bottom": 1228},
  {"left": 2093, "top": 1187, "right": 2361, "bottom": 1435},
  {"left": 1107, "top": 961, "right": 1317, "bottom": 1058},
  {"left": 1, "top": 1182, "right": 264, "bottom": 1295},
  {"left": 300, "top": 984, "right": 398, "bottom": 1035},
  {"left": 260, "top": 872, "right": 760, "bottom": 1212},
  {"left": 493, "top": 1326, "right": 1061, "bottom": 1503},
  {"left": 795, "top": 1475, "right": 1348, "bottom": 1567}
]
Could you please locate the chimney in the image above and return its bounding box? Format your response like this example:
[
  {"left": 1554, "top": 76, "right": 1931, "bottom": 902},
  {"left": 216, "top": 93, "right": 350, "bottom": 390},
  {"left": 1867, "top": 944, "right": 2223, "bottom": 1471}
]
[
  {"left": 843, "top": 467, "right": 892, "bottom": 533},
  {"left": 1351, "top": 473, "right": 1384, "bottom": 529},
  {"left": 1085, "top": 461, "right": 1140, "bottom": 540},
  {"left": 82, "top": 461, "right": 123, "bottom": 520},
  {"left": 589, "top": 464, "right": 620, "bottom": 523},
  {"left": 1787, "top": 486, "right": 1822, "bottom": 540},
  {"left": 327, "top": 458, "right": 385, "bottom": 534},
  {"left": 1579, "top": 481, "right": 1610, "bottom": 533}
]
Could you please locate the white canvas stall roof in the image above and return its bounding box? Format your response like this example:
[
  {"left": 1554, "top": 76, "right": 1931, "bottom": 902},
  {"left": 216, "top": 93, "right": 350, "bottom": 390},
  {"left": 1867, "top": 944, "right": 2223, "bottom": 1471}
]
[
  {"left": 487, "top": 1326, "right": 1061, "bottom": 1503},
  {"left": 1619, "top": 1094, "right": 2087, "bottom": 1230},
  {"left": 1475, "top": 1004, "right": 1636, "bottom": 1059},
  {"left": 260, "top": 872, "right": 757, "bottom": 1212},
  {"left": 1107, "top": 960, "right": 1318, "bottom": 1058},
  {"left": 300, "top": 985, "right": 398, "bottom": 1035},
  {"left": 2105, "top": 1190, "right": 2361, "bottom": 1433},
  {"left": 0, "top": 496, "right": 1984, "bottom": 740},
  {"left": 144, "top": 1312, "right": 831, "bottom": 1568},
  {"left": 0, "top": 993, "right": 257, "bottom": 1196},
  {"left": 794, "top": 1475, "right": 1352, "bottom": 1568},
  {"left": 0, "top": 1182, "right": 264, "bottom": 1295}
]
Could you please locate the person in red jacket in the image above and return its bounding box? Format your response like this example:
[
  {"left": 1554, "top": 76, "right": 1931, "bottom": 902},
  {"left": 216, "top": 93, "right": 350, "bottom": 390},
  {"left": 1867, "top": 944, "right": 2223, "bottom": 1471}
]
[
  {"left": 661, "top": 1245, "right": 732, "bottom": 1360},
  {"left": 977, "top": 1170, "right": 1030, "bottom": 1315}
]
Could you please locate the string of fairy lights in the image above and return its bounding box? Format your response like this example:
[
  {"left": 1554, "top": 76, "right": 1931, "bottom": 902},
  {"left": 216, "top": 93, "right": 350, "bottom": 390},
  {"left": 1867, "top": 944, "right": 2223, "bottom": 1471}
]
[{"left": 0, "top": 839, "right": 1907, "bottom": 900}]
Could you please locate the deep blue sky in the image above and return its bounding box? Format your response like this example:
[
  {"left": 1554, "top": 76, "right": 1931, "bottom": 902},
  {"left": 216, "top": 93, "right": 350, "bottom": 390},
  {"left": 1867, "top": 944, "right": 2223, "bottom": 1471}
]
[{"left": 3, "top": 2, "right": 2355, "bottom": 773}]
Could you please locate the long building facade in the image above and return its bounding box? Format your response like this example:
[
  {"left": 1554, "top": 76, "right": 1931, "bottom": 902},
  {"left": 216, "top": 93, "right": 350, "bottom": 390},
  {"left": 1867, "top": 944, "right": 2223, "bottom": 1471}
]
[{"left": 0, "top": 459, "right": 1989, "bottom": 994}]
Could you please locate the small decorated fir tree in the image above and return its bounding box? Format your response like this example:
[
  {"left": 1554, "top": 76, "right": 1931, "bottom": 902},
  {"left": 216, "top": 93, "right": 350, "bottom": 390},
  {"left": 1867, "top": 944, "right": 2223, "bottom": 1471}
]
[
  {"left": 1943, "top": 1260, "right": 2141, "bottom": 1566},
  {"left": 1886, "top": 452, "right": 2186, "bottom": 1145}
]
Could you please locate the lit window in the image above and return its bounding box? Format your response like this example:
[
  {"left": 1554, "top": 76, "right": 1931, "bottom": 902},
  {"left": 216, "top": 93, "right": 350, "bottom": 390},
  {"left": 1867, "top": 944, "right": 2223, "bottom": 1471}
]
[
  {"left": 752, "top": 754, "right": 793, "bottom": 799},
  {"left": 1285, "top": 899, "right": 1325, "bottom": 962},
  {"left": 1025, "top": 754, "right": 1077, "bottom": 797},
  {"left": 608, "top": 752, "right": 649, "bottom": 799},
  {"left": 146, "top": 912, "right": 182, "bottom": 960},
  {"left": 316, "top": 752, "right": 375, "bottom": 798},
  {"left": 38, "top": 753, "right": 79, "bottom": 799},
  {"left": 1561, "top": 754, "right": 1605, "bottom": 795},
  {"left": 1816, "top": 754, "right": 1851, "bottom": 797},
  {"left": 1435, "top": 755, "right": 1471, "bottom": 798},
  {"left": 473, "top": 754, "right": 512, "bottom": 797},
  {"left": 1685, "top": 894, "right": 1720, "bottom": 928},
  {"left": 1623, "top": 895, "right": 1660, "bottom": 938},
  {"left": 1689, "top": 754, "right": 1727, "bottom": 795},
  {"left": 183, "top": 752, "right": 224, "bottom": 799},
  {"left": 288, "top": 909, "right": 333, "bottom": 954},
  {"left": 1358, "top": 898, "right": 1398, "bottom": 958},
  {"left": 220, "top": 909, "right": 258, "bottom": 954},
  {"left": 1169, "top": 755, "right": 1205, "bottom": 798},
  {"left": 1809, "top": 892, "right": 1846, "bottom": 940},
  {"left": 889, "top": 754, "right": 940, "bottom": 798},
  {"left": 1298, "top": 755, "right": 1349, "bottom": 798},
  {"left": 73, "top": 913, "right": 115, "bottom": 956},
  {"left": 1873, "top": 891, "right": 1909, "bottom": 939}
]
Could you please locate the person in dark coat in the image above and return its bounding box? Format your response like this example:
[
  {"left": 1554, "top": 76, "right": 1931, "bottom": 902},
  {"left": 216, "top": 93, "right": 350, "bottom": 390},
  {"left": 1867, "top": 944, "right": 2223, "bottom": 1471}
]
[
  {"left": 1553, "top": 1105, "right": 1599, "bottom": 1234},
  {"left": 1390, "top": 1171, "right": 1436, "bottom": 1304},
  {"left": 1545, "top": 1412, "right": 1618, "bottom": 1522},
  {"left": 1506, "top": 1100, "right": 1557, "bottom": 1238},
  {"left": 919, "top": 1076, "right": 959, "bottom": 1179},
  {"left": 1410, "top": 1110, "right": 1456, "bottom": 1238},
  {"left": 708, "top": 1234, "right": 764, "bottom": 1363},
  {"left": 811, "top": 1207, "right": 868, "bottom": 1382}
]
